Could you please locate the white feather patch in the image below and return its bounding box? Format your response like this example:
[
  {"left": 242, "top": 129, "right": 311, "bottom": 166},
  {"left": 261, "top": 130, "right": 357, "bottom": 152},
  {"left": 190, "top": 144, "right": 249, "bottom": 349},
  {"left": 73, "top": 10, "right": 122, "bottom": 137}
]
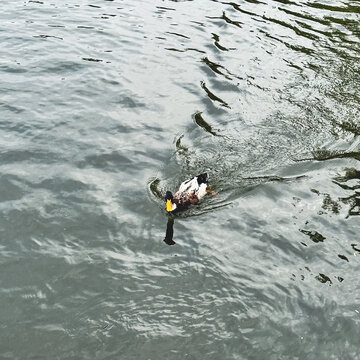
[
  {"left": 178, "top": 177, "right": 199, "bottom": 193},
  {"left": 196, "top": 183, "right": 207, "bottom": 200}
]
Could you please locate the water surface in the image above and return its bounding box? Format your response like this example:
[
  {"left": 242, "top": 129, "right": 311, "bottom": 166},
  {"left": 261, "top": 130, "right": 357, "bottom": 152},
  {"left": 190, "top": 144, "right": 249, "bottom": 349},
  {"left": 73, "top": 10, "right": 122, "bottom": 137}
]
[{"left": 0, "top": 0, "right": 359, "bottom": 359}]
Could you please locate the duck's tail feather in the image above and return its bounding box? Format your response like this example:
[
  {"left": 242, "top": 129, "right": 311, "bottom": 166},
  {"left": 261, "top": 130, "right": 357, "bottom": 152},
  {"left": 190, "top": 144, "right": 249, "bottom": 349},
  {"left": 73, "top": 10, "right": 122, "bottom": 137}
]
[{"left": 196, "top": 173, "right": 208, "bottom": 185}]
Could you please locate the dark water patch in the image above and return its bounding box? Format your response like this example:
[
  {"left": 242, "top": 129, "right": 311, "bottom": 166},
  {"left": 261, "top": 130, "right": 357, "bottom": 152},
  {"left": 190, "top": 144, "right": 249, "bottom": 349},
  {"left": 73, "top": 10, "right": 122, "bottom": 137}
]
[
  {"left": 245, "top": 76, "right": 271, "bottom": 92},
  {"left": 258, "top": 29, "right": 315, "bottom": 55},
  {"left": 156, "top": 6, "right": 176, "bottom": 11},
  {"left": 37, "top": 61, "right": 85, "bottom": 74},
  {"left": 149, "top": 178, "right": 162, "bottom": 200},
  {"left": 339, "top": 120, "right": 360, "bottom": 136},
  {"left": 321, "top": 194, "right": 341, "bottom": 215},
  {"left": 31, "top": 177, "right": 89, "bottom": 194},
  {"left": 0, "top": 65, "right": 27, "bottom": 74},
  {"left": 193, "top": 112, "right": 219, "bottom": 136},
  {"left": 211, "top": 33, "right": 233, "bottom": 51},
  {"left": 306, "top": 2, "right": 360, "bottom": 14},
  {"left": 334, "top": 168, "right": 360, "bottom": 184},
  {"left": 298, "top": 149, "right": 360, "bottom": 162},
  {"left": 186, "top": 48, "right": 206, "bottom": 54},
  {"left": 201, "top": 57, "right": 233, "bottom": 81},
  {"left": 166, "top": 47, "right": 206, "bottom": 54},
  {"left": 165, "top": 48, "right": 184, "bottom": 52},
  {"left": 200, "top": 81, "right": 230, "bottom": 109},
  {"left": 262, "top": 16, "right": 320, "bottom": 41},
  {"left": 221, "top": 11, "right": 243, "bottom": 28},
  {"left": 294, "top": 19, "right": 332, "bottom": 38},
  {"left": 340, "top": 194, "right": 360, "bottom": 218},
  {"left": 0, "top": 175, "right": 28, "bottom": 202},
  {"left": 315, "top": 273, "right": 332, "bottom": 285},
  {"left": 283, "top": 58, "right": 303, "bottom": 71},
  {"left": 300, "top": 229, "right": 325, "bottom": 243},
  {"left": 100, "top": 77, "right": 119, "bottom": 86},
  {"left": 227, "top": 2, "right": 259, "bottom": 17},
  {"left": 244, "top": 175, "right": 306, "bottom": 185},
  {"left": 0, "top": 102, "right": 25, "bottom": 114},
  {"left": 166, "top": 32, "right": 190, "bottom": 39},
  {"left": 279, "top": 7, "right": 330, "bottom": 27},
  {"left": 0, "top": 149, "right": 61, "bottom": 165},
  {"left": 206, "top": 12, "right": 242, "bottom": 29},
  {"left": 33, "top": 34, "right": 63, "bottom": 40},
  {"left": 77, "top": 26, "right": 95, "bottom": 29},
  {"left": 115, "top": 95, "right": 146, "bottom": 109},
  {"left": 244, "top": 0, "right": 266, "bottom": 4},
  {"left": 190, "top": 20, "right": 205, "bottom": 27},
  {"left": 82, "top": 57, "right": 103, "bottom": 62},
  {"left": 338, "top": 254, "right": 349, "bottom": 262}
]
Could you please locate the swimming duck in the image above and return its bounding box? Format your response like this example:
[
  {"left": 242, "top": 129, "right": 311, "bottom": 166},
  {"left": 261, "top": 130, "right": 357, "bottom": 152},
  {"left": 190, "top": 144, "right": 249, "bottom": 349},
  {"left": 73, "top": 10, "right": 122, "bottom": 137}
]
[{"left": 165, "top": 173, "right": 209, "bottom": 213}]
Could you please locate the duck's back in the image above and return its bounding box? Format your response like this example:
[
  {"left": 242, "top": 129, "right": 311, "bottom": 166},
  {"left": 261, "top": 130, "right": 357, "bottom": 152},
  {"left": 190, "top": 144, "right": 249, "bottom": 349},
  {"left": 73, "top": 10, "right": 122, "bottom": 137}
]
[
  {"left": 178, "top": 177, "right": 199, "bottom": 194},
  {"left": 176, "top": 173, "right": 208, "bottom": 199}
]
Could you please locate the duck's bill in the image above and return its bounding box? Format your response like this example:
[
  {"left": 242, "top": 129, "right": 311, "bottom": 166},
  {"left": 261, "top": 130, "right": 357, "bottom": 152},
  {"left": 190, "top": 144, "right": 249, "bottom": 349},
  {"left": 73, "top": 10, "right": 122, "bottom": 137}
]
[{"left": 166, "top": 200, "right": 173, "bottom": 212}]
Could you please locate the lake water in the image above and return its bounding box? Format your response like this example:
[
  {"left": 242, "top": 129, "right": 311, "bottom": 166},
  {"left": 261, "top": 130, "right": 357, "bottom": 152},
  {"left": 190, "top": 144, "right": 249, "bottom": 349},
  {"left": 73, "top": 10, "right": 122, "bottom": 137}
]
[{"left": 1, "top": 0, "right": 359, "bottom": 359}]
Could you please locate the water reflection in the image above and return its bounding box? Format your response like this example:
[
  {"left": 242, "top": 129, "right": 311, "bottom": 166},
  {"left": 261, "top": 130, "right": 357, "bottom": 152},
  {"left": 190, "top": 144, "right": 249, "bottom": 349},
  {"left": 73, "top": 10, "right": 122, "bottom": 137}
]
[
  {"left": 334, "top": 168, "right": 360, "bottom": 218},
  {"left": 315, "top": 273, "right": 332, "bottom": 285},
  {"left": 299, "top": 229, "right": 325, "bottom": 243},
  {"left": 193, "top": 111, "right": 219, "bottom": 136},
  {"left": 200, "top": 81, "right": 231, "bottom": 108},
  {"left": 2, "top": 0, "right": 360, "bottom": 357},
  {"left": 163, "top": 217, "right": 175, "bottom": 245}
]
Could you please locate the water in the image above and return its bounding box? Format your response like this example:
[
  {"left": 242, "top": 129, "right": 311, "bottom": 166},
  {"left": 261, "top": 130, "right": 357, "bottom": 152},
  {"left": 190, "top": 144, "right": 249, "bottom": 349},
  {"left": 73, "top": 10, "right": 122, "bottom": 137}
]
[{"left": 1, "top": 0, "right": 359, "bottom": 358}]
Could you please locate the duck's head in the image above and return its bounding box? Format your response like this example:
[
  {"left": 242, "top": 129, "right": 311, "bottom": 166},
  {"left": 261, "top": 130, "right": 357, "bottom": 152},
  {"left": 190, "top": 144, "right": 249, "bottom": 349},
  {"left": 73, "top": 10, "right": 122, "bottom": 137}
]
[{"left": 165, "top": 191, "right": 177, "bottom": 212}]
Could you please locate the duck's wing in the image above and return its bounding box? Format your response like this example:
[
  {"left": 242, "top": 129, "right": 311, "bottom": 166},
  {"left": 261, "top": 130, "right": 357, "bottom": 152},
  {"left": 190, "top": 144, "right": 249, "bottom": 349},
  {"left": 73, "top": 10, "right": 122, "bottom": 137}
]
[
  {"left": 196, "top": 183, "right": 207, "bottom": 200},
  {"left": 178, "top": 177, "right": 199, "bottom": 194}
]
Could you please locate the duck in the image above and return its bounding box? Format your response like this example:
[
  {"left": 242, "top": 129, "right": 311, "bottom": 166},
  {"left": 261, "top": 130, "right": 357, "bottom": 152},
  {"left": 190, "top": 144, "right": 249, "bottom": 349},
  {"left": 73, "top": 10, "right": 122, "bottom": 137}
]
[{"left": 165, "top": 173, "right": 211, "bottom": 213}]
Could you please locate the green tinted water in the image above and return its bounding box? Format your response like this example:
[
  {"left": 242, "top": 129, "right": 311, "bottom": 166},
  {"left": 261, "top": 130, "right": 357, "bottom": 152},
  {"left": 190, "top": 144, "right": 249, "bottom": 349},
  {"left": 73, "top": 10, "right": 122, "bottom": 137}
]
[{"left": 0, "top": 0, "right": 359, "bottom": 359}]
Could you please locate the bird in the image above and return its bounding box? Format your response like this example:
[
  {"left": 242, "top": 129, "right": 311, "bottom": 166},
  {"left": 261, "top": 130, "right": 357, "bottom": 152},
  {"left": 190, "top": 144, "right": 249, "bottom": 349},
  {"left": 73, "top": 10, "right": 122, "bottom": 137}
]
[{"left": 165, "top": 173, "right": 211, "bottom": 213}]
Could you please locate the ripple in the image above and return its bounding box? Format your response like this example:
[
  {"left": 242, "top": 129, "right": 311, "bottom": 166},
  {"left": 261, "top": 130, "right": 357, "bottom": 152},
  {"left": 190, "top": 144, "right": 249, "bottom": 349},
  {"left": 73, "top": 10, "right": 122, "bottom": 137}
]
[
  {"left": 82, "top": 57, "right": 103, "bottom": 62},
  {"left": 33, "top": 34, "right": 63, "bottom": 40},
  {"left": 300, "top": 229, "right": 326, "bottom": 243},
  {"left": 200, "top": 81, "right": 230, "bottom": 108}
]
